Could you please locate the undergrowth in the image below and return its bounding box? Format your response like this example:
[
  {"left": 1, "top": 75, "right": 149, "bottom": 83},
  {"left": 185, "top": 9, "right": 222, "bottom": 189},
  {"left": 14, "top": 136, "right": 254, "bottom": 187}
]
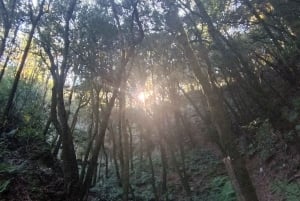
[{"left": 272, "top": 180, "right": 300, "bottom": 201}]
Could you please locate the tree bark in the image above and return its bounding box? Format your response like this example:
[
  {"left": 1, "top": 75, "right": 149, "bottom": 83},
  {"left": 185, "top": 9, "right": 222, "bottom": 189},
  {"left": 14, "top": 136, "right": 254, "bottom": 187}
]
[
  {"left": 147, "top": 148, "right": 159, "bottom": 201},
  {"left": 111, "top": 125, "right": 121, "bottom": 184},
  {"left": 159, "top": 142, "right": 168, "bottom": 200},
  {"left": 119, "top": 76, "right": 129, "bottom": 201},
  {"left": 40, "top": 1, "right": 80, "bottom": 199}
]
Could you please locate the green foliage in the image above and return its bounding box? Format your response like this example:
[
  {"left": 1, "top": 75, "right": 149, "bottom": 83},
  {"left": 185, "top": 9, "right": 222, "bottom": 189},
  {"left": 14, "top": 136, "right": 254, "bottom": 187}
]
[
  {"left": 0, "top": 73, "right": 46, "bottom": 140},
  {"left": 0, "top": 141, "right": 8, "bottom": 158},
  {"left": 281, "top": 107, "right": 299, "bottom": 123},
  {"left": 0, "top": 162, "right": 24, "bottom": 194},
  {"left": 280, "top": 96, "right": 300, "bottom": 124},
  {"left": 0, "top": 179, "right": 10, "bottom": 193},
  {"left": 17, "top": 127, "right": 44, "bottom": 141},
  {"left": 131, "top": 169, "right": 157, "bottom": 200},
  {"left": 134, "top": 185, "right": 155, "bottom": 201},
  {"left": 0, "top": 163, "right": 19, "bottom": 174},
  {"left": 91, "top": 177, "right": 122, "bottom": 201},
  {"left": 255, "top": 119, "right": 277, "bottom": 160},
  {"left": 208, "top": 176, "right": 237, "bottom": 201},
  {"left": 272, "top": 180, "right": 300, "bottom": 201},
  {"left": 0, "top": 77, "right": 13, "bottom": 113},
  {"left": 0, "top": 162, "right": 25, "bottom": 176},
  {"left": 244, "top": 119, "right": 277, "bottom": 160},
  {"left": 132, "top": 171, "right": 152, "bottom": 185},
  {"left": 186, "top": 148, "right": 221, "bottom": 174}
]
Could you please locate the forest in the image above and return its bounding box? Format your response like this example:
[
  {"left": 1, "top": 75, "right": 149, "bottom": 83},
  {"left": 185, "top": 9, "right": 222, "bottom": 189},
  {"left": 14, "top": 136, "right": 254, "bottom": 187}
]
[{"left": 0, "top": 0, "right": 300, "bottom": 200}]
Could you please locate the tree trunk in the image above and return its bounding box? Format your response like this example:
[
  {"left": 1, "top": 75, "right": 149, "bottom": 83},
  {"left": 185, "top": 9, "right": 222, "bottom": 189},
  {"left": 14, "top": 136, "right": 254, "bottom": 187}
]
[
  {"left": 120, "top": 79, "right": 130, "bottom": 201},
  {"left": 166, "top": 3, "right": 259, "bottom": 201},
  {"left": 160, "top": 142, "right": 168, "bottom": 200},
  {"left": 2, "top": 0, "right": 45, "bottom": 121},
  {"left": 128, "top": 123, "right": 134, "bottom": 172},
  {"left": 0, "top": 0, "right": 17, "bottom": 60},
  {"left": 57, "top": 82, "right": 80, "bottom": 200},
  {"left": 53, "top": 135, "right": 62, "bottom": 158},
  {"left": 79, "top": 131, "right": 96, "bottom": 184},
  {"left": 43, "top": 118, "right": 52, "bottom": 137},
  {"left": 103, "top": 146, "right": 109, "bottom": 179},
  {"left": 111, "top": 125, "right": 121, "bottom": 184},
  {"left": 0, "top": 23, "right": 19, "bottom": 82},
  {"left": 147, "top": 149, "right": 159, "bottom": 201},
  {"left": 80, "top": 89, "right": 118, "bottom": 199},
  {"left": 169, "top": 144, "right": 191, "bottom": 196}
]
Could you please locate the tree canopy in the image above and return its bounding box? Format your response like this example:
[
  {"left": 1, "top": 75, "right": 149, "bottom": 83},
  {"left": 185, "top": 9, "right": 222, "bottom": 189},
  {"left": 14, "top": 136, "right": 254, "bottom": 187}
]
[{"left": 1, "top": 0, "right": 300, "bottom": 200}]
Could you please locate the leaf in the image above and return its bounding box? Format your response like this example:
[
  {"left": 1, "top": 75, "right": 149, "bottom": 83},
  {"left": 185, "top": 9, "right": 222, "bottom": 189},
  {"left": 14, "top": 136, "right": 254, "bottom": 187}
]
[
  {"left": 0, "top": 163, "right": 25, "bottom": 174},
  {"left": 209, "top": 176, "right": 237, "bottom": 201},
  {"left": 0, "top": 163, "right": 16, "bottom": 174},
  {"left": 0, "top": 179, "right": 11, "bottom": 193}
]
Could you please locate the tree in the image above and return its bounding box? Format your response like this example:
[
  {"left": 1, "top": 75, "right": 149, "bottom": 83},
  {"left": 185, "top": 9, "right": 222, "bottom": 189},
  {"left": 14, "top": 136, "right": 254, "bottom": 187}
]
[
  {"left": 39, "top": 0, "right": 80, "bottom": 199},
  {"left": 1, "top": 0, "right": 46, "bottom": 131},
  {"left": 164, "top": 1, "right": 259, "bottom": 200},
  {"left": 79, "top": 1, "right": 144, "bottom": 199},
  {"left": 0, "top": 0, "right": 18, "bottom": 60}
]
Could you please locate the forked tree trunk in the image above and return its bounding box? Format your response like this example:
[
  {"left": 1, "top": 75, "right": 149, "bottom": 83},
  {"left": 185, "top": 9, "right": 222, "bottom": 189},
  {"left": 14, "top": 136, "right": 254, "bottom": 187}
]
[{"left": 80, "top": 89, "right": 118, "bottom": 199}]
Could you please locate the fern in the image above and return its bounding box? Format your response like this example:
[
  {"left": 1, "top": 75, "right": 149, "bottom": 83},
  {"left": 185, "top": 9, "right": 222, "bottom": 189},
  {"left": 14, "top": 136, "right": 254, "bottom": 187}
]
[
  {"left": 208, "top": 176, "right": 237, "bottom": 201},
  {"left": 0, "top": 179, "right": 10, "bottom": 193},
  {"left": 272, "top": 180, "right": 300, "bottom": 201}
]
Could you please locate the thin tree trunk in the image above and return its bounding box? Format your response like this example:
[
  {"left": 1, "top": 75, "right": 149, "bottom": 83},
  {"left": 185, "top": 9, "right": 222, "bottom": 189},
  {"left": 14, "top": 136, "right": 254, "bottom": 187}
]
[
  {"left": 92, "top": 162, "right": 98, "bottom": 187},
  {"left": 147, "top": 148, "right": 159, "bottom": 201},
  {"left": 169, "top": 144, "right": 191, "bottom": 196},
  {"left": 0, "top": 0, "right": 17, "bottom": 60},
  {"left": 178, "top": 113, "right": 196, "bottom": 147},
  {"left": 79, "top": 133, "right": 96, "bottom": 184},
  {"left": 41, "top": 74, "right": 51, "bottom": 107},
  {"left": 139, "top": 130, "right": 144, "bottom": 168},
  {"left": 80, "top": 89, "right": 118, "bottom": 199},
  {"left": 160, "top": 142, "right": 168, "bottom": 200},
  {"left": 120, "top": 80, "right": 129, "bottom": 201},
  {"left": 128, "top": 123, "right": 134, "bottom": 172},
  {"left": 103, "top": 146, "right": 109, "bottom": 179},
  {"left": 80, "top": 0, "right": 143, "bottom": 197},
  {"left": 2, "top": 0, "right": 45, "bottom": 121},
  {"left": 0, "top": 23, "right": 19, "bottom": 82},
  {"left": 53, "top": 135, "right": 62, "bottom": 158},
  {"left": 43, "top": 117, "right": 52, "bottom": 137},
  {"left": 111, "top": 125, "right": 121, "bottom": 184}
]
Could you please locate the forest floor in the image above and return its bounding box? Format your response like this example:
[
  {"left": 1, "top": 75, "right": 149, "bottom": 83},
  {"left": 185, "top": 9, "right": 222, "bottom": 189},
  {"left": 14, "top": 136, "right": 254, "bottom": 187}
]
[
  {"left": 0, "top": 133, "right": 65, "bottom": 201},
  {"left": 1, "top": 130, "right": 300, "bottom": 201},
  {"left": 251, "top": 147, "right": 300, "bottom": 201}
]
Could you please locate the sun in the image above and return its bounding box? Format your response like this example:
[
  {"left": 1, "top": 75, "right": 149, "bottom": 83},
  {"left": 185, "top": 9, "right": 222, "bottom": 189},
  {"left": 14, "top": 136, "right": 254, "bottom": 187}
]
[{"left": 137, "top": 92, "right": 145, "bottom": 102}]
